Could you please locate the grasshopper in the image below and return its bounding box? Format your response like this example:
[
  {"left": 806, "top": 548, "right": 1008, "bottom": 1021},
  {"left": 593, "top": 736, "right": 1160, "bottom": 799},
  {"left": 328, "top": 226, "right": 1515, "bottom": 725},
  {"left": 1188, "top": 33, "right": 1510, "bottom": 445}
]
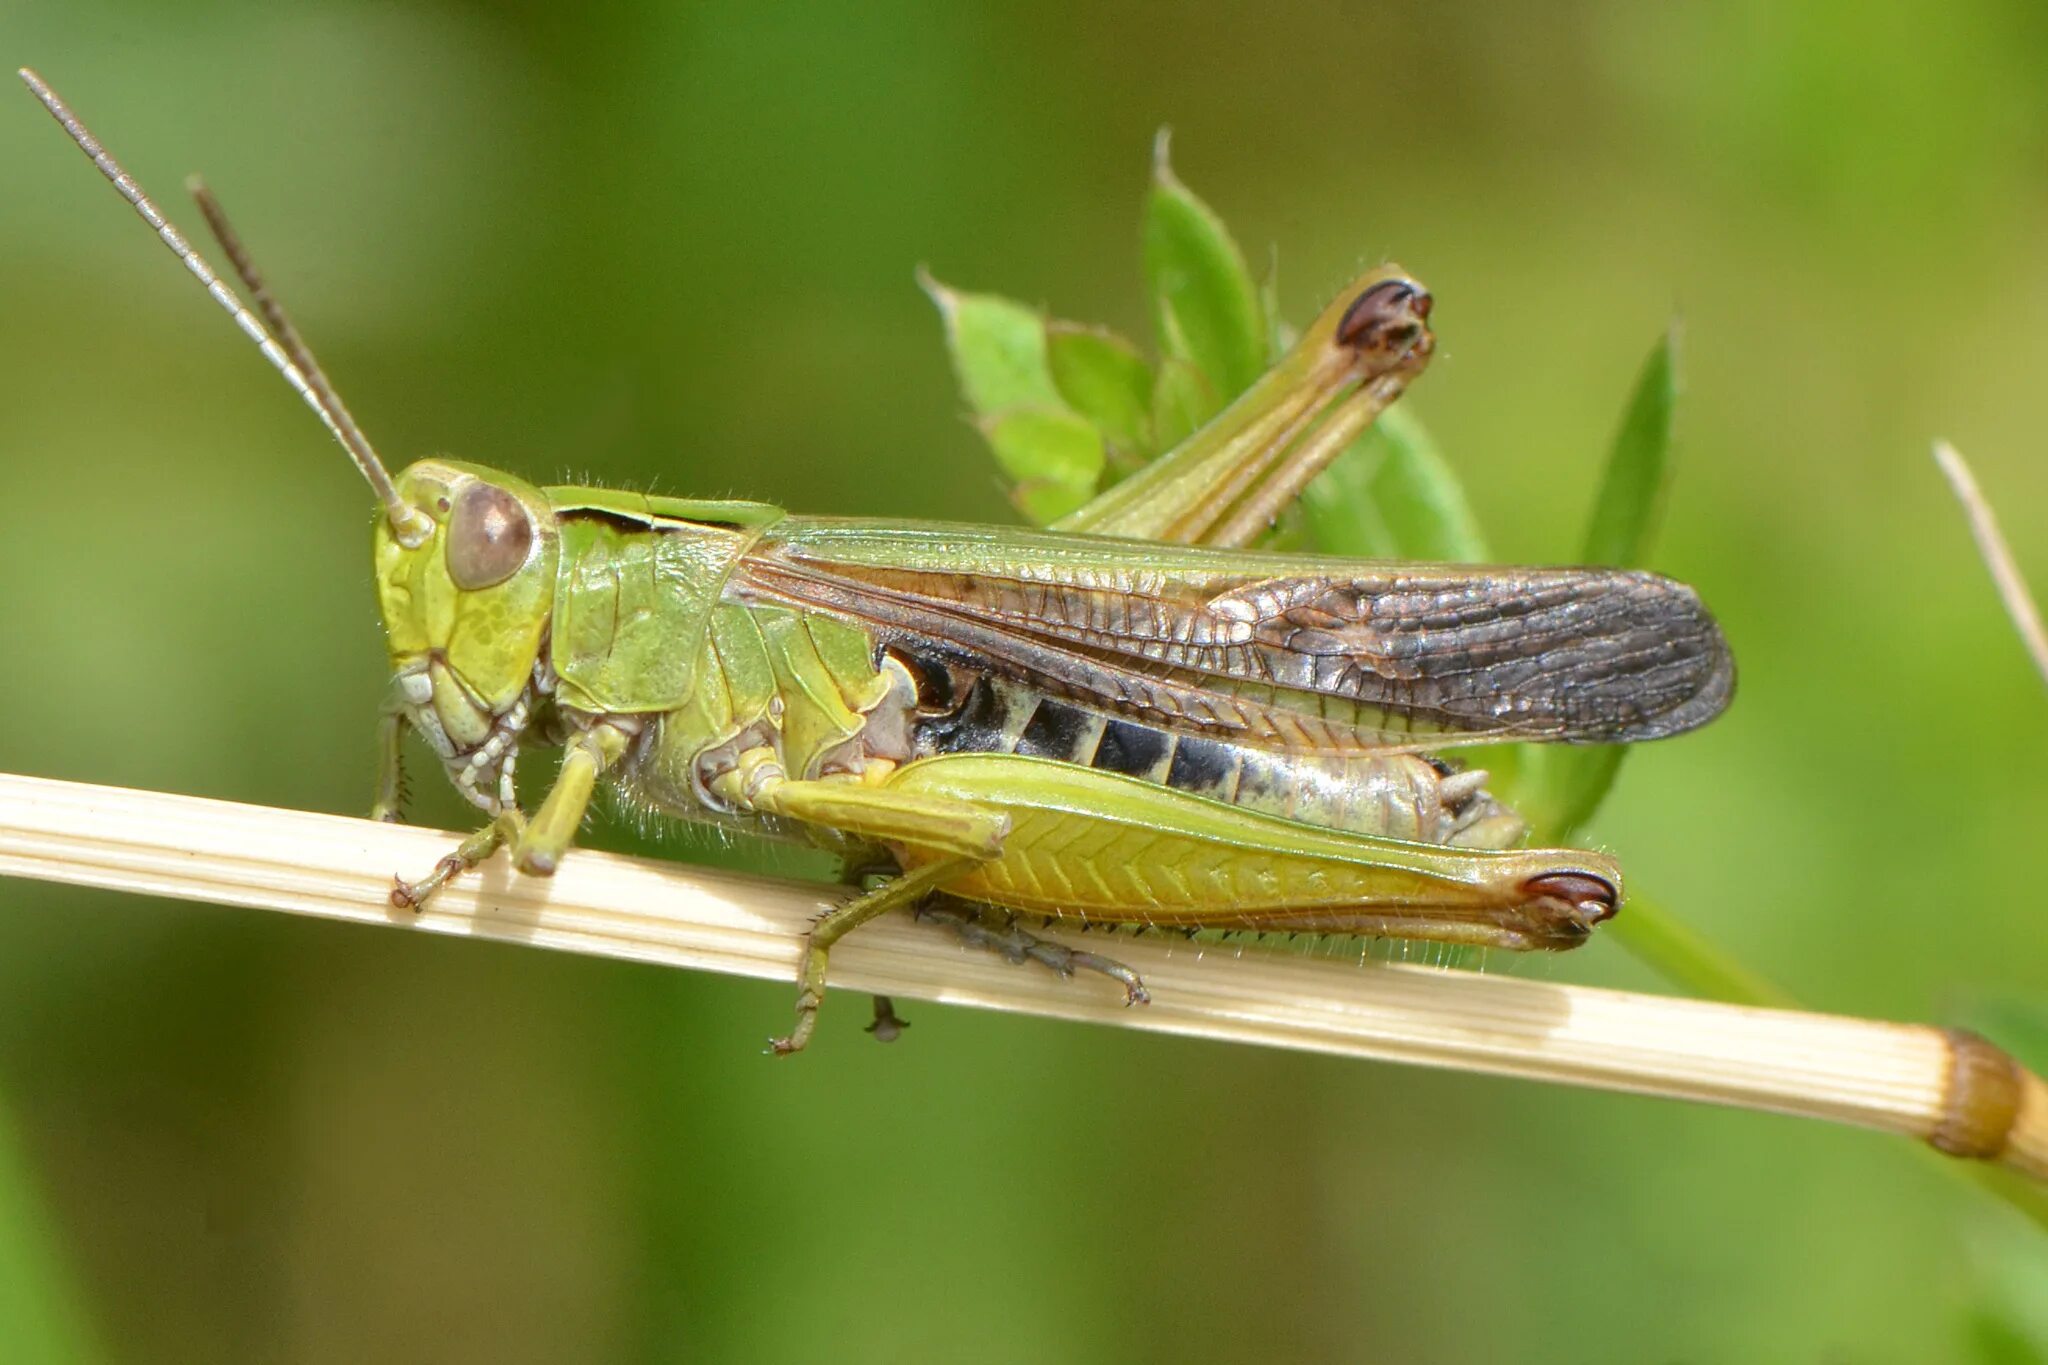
[{"left": 25, "top": 71, "right": 1733, "bottom": 1053}]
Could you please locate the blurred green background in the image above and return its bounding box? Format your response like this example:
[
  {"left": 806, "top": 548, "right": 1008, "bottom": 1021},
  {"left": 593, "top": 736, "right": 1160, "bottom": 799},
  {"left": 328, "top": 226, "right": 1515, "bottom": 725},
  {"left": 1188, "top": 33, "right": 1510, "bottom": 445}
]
[{"left": 3, "top": 2, "right": 2047, "bottom": 1361}]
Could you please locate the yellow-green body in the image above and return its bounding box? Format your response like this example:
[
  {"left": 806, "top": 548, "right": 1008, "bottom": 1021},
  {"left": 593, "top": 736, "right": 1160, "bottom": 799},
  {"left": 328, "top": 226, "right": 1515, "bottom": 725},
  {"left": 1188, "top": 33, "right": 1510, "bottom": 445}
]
[
  {"left": 370, "top": 458, "right": 1721, "bottom": 957},
  {"left": 348, "top": 269, "right": 1732, "bottom": 1050},
  {"left": 24, "top": 72, "right": 1736, "bottom": 1053}
]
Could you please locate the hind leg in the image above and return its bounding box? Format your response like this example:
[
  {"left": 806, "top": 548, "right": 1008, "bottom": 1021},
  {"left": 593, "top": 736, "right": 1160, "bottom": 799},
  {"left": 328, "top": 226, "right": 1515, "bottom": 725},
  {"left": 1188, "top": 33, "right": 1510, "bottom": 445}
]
[
  {"left": 912, "top": 899, "right": 1150, "bottom": 1006},
  {"left": 1054, "top": 266, "right": 1432, "bottom": 548}
]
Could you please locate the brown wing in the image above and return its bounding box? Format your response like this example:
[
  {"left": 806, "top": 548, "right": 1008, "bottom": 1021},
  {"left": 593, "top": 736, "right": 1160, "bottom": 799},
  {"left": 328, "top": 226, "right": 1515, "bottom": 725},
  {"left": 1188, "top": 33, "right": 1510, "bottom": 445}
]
[{"left": 731, "top": 519, "right": 1734, "bottom": 754}]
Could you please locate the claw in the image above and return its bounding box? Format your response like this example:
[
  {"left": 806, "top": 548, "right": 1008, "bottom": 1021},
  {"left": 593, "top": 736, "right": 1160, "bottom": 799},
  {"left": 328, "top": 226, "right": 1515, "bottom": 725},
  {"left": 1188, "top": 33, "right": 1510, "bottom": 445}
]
[
  {"left": 769, "top": 990, "right": 823, "bottom": 1057},
  {"left": 1059, "top": 947, "right": 1148, "bottom": 1005},
  {"left": 917, "top": 904, "right": 1149, "bottom": 1005},
  {"left": 390, "top": 853, "right": 464, "bottom": 911}
]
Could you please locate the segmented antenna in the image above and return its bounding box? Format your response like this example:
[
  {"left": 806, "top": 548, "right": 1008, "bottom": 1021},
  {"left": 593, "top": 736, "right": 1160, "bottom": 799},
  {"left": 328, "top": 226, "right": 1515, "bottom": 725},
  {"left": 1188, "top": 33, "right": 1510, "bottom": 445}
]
[
  {"left": 187, "top": 178, "right": 394, "bottom": 504},
  {"left": 17, "top": 68, "right": 432, "bottom": 546}
]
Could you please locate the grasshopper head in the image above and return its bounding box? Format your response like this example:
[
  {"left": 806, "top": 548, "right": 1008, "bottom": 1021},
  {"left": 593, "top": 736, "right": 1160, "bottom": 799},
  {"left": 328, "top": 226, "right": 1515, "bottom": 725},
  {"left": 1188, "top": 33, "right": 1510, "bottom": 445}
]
[{"left": 374, "top": 460, "right": 560, "bottom": 753}]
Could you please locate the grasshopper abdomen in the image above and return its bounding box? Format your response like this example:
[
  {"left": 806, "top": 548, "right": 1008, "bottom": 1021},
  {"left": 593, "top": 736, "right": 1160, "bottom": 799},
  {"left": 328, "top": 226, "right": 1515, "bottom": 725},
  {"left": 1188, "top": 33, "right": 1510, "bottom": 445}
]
[{"left": 910, "top": 668, "right": 1526, "bottom": 850}]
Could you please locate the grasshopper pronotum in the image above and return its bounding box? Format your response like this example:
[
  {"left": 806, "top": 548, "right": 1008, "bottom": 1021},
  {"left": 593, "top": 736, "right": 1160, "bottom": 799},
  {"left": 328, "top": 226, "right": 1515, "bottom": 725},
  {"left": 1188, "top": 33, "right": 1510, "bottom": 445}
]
[{"left": 23, "top": 70, "right": 1733, "bottom": 1053}]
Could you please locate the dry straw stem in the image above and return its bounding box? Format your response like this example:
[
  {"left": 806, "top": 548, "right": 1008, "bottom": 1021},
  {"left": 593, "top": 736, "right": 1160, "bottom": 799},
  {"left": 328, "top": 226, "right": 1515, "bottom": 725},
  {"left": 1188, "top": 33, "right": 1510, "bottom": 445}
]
[
  {"left": 1, "top": 770, "right": 2043, "bottom": 1184},
  {"left": 1934, "top": 440, "right": 2048, "bottom": 689}
]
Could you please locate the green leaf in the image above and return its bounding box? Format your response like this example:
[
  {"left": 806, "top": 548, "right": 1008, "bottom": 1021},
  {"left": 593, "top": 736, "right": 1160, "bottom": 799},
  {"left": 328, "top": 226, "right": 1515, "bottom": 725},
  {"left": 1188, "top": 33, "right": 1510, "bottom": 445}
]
[
  {"left": 922, "top": 273, "right": 1135, "bottom": 515},
  {"left": 1303, "top": 405, "right": 1492, "bottom": 563},
  {"left": 1150, "top": 354, "right": 1216, "bottom": 453},
  {"left": 920, "top": 271, "right": 1062, "bottom": 417},
  {"left": 1144, "top": 130, "right": 1267, "bottom": 406},
  {"left": 980, "top": 407, "right": 1106, "bottom": 525},
  {"left": 1521, "top": 745, "right": 1626, "bottom": 843},
  {"left": 1298, "top": 435, "right": 1396, "bottom": 557},
  {"left": 1519, "top": 326, "right": 1684, "bottom": 840},
  {"left": 1369, "top": 408, "right": 1493, "bottom": 562},
  {"left": 1045, "top": 323, "right": 1153, "bottom": 455},
  {"left": 1581, "top": 324, "right": 1681, "bottom": 566},
  {"left": 1258, "top": 258, "right": 1293, "bottom": 363}
]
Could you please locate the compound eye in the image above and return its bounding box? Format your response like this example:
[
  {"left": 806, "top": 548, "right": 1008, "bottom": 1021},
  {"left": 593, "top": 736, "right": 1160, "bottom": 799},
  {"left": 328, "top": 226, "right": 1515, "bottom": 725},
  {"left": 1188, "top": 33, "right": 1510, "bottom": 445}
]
[{"left": 445, "top": 481, "right": 535, "bottom": 590}]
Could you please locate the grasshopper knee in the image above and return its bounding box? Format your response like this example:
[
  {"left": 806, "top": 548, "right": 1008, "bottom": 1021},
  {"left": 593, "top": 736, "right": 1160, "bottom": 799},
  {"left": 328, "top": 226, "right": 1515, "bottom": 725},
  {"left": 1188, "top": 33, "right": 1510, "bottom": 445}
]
[{"left": 1521, "top": 871, "right": 1620, "bottom": 928}]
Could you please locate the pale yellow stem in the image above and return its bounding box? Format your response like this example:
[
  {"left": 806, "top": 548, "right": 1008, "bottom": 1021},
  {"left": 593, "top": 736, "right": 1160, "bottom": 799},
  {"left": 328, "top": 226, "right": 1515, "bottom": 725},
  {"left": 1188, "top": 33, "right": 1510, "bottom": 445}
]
[{"left": 0, "top": 771, "right": 2041, "bottom": 1185}]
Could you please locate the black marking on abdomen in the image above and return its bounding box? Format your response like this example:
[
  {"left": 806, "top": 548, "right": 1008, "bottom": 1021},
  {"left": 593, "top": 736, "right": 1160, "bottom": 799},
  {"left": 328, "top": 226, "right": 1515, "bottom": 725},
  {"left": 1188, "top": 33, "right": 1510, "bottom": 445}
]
[
  {"left": 906, "top": 677, "right": 1511, "bottom": 847},
  {"left": 939, "top": 676, "right": 1022, "bottom": 754},
  {"left": 1092, "top": 718, "right": 1173, "bottom": 781},
  {"left": 1164, "top": 734, "right": 1243, "bottom": 800},
  {"left": 1016, "top": 698, "right": 1096, "bottom": 762}
]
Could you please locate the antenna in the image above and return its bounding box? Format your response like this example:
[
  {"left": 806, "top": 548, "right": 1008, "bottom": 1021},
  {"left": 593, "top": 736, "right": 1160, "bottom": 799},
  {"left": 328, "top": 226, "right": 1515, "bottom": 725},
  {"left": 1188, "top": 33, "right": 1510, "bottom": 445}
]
[{"left": 17, "top": 68, "right": 433, "bottom": 546}]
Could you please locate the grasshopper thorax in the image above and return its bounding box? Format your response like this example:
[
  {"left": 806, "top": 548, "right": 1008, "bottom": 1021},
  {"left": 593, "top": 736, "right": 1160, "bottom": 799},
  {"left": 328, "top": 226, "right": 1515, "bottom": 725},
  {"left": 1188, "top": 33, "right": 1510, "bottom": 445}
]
[{"left": 374, "top": 460, "right": 561, "bottom": 764}]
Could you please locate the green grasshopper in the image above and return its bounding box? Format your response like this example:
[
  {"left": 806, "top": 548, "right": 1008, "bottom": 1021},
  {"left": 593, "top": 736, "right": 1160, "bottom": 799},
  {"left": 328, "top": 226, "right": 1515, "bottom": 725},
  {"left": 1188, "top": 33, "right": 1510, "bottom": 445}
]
[{"left": 25, "top": 71, "right": 1733, "bottom": 1053}]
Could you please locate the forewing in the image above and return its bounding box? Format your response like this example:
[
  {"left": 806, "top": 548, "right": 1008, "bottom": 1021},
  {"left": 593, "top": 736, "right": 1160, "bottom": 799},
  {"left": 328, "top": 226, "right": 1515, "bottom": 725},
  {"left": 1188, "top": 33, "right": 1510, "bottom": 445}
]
[{"left": 733, "top": 520, "right": 1733, "bottom": 754}]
